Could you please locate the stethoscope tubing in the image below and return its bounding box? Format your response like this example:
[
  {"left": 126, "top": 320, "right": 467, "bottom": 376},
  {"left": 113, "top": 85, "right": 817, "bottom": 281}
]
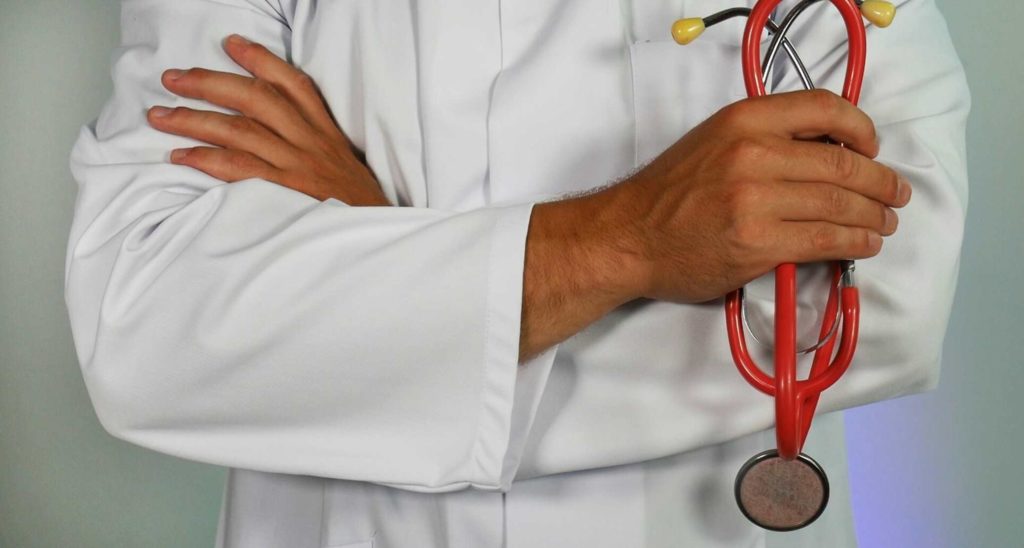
[{"left": 727, "top": 0, "right": 866, "bottom": 461}]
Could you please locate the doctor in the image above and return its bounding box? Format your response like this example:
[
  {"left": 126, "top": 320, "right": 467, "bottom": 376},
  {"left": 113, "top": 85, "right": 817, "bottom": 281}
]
[{"left": 65, "top": 0, "right": 969, "bottom": 547}]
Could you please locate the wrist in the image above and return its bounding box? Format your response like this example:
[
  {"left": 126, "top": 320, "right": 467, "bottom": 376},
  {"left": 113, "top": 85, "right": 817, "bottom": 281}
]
[
  {"left": 583, "top": 181, "right": 653, "bottom": 303},
  {"left": 519, "top": 187, "right": 650, "bottom": 362},
  {"left": 533, "top": 184, "right": 650, "bottom": 309}
]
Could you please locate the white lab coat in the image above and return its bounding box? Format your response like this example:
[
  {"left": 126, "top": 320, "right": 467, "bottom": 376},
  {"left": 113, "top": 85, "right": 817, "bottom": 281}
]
[{"left": 64, "top": 0, "right": 969, "bottom": 546}]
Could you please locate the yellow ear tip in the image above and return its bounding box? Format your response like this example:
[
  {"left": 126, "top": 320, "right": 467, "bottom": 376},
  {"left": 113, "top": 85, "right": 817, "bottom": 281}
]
[
  {"left": 860, "top": 0, "right": 896, "bottom": 28},
  {"left": 671, "top": 18, "right": 706, "bottom": 45}
]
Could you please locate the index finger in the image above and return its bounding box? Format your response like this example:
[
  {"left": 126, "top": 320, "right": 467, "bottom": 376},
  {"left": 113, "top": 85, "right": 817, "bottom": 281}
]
[
  {"left": 159, "top": 66, "right": 314, "bottom": 150},
  {"left": 744, "top": 89, "right": 880, "bottom": 158},
  {"left": 222, "top": 34, "right": 343, "bottom": 140}
]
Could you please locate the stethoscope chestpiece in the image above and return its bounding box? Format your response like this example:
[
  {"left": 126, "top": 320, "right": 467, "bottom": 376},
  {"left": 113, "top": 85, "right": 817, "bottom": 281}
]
[{"left": 734, "top": 449, "right": 830, "bottom": 531}]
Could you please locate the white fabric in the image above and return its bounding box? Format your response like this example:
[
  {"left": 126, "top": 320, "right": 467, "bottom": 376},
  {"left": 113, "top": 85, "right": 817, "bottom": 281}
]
[{"left": 64, "top": 0, "right": 969, "bottom": 546}]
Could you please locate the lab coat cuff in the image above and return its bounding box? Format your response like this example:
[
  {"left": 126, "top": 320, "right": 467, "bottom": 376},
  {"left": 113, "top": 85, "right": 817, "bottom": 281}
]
[
  {"left": 468, "top": 201, "right": 556, "bottom": 491},
  {"left": 498, "top": 345, "right": 558, "bottom": 490}
]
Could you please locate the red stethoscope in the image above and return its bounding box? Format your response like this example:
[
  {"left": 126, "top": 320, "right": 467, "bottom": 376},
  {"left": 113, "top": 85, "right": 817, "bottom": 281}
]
[{"left": 672, "top": 0, "right": 896, "bottom": 532}]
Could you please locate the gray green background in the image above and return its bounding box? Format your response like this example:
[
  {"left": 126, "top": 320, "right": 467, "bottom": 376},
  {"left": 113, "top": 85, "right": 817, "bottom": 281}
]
[{"left": 1, "top": 1, "right": 1020, "bottom": 546}]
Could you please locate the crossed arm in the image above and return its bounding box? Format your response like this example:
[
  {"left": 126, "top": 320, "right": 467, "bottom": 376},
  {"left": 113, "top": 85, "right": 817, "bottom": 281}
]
[{"left": 146, "top": 34, "right": 909, "bottom": 364}]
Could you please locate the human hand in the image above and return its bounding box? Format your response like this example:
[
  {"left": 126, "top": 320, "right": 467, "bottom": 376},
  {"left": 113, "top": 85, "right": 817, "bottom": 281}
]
[
  {"left": 594, "top": 89, "right": 911, "bottom": 304},
  {"left": 146, "top": 34, "right": 389, "bottom": 206}
]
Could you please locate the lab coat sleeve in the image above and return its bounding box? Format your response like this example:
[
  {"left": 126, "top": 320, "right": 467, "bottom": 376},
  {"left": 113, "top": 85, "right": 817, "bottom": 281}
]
[
  {"left": 64, "top": 0, "right": 556, "bottom": 493},
  {"left": 774, "top": 0, "right": 970, "bottom": 411}
]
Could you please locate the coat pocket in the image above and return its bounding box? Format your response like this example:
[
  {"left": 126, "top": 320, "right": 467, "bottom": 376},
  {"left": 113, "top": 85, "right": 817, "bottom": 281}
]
[
  {"left": 625, "top": 0, "right": 803, "bottom": 166},
  {"left": 627, "top": 37, "right": 749, "bottom": 167}
]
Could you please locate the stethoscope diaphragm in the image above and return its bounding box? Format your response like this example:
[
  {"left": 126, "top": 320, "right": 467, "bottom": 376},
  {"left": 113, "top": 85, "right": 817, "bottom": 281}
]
[{"left": 734, "top": 449, "right": 830, "bottom": 531}]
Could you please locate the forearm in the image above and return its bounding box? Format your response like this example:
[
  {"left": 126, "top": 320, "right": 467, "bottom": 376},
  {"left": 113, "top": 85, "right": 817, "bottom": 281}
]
[
  {"left": 519, "top": 185, "right": 647, "bottom": 363},
  {"left": 337, "top": 178, "right": 646, "bottom": 365}
]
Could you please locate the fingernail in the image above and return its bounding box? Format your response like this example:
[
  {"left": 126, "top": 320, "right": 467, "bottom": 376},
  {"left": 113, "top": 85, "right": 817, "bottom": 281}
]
[
  {"left": 897, "top": 176, "right": 912, "bottom": 205},
  {"left": 164, "top": 69, "right": 185, "bottom": 81},
  {"left": 170, "top": 148, "right": 190, "bottom": 162},
  {"left": 150, "top": 106, "right": 172, "bottom": 117},
  {"left": 869, "top": 232, "right": 883, "bottom": 250},
  {"left": 884, "top": 208, "right": 898, "bottom": 233},
  {"left": 228, "top": 34, "right": 251, "bottom": 46}
]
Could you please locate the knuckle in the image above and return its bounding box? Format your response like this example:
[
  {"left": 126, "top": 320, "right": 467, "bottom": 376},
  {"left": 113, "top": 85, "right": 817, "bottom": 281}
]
[
  {"left": 809, "top": 88, "right": 840, "bottom": 114},
  {"left": 719, "top": 99, "right": 755, "bottom": 127},
  {"left": 246, "top": 41, "right": 268, "bottom": 56},
  {"left": 740, "top": 180, "right": 767, "bottom": 213},
  {"left": 864, "top": 116, "right": 879, "bottom": 147},
  {"left": 168, "top": 106, "right": 196, "bottom": 122},
  {"left": 186, "top": 68, "right": 208, "bottom": 82},
  {"left": 721, "top": 179, "right": 757, "bottom": 216},
  {"left": 182, "top": 147, "right": 206, "bottom": 162},
  {"left": 727, "top": 218, "right": 762, "bottom": 253},
  {"left": 827, "top": 147, "right": 857, "bottom": 181},
  {"left": 227, "top": 152, "right": 255, "bottom": 172},
  {"left": 243, "top": 79, "right": 280, "bottom": 111},
  {"left": 725, "top": 137, "right": 768, "bottom": 168},
  {"left": 293, "top": 71, "right": 318, "bottom": 95},
  {"left": 291, "top": 149, "right": 318, "bottom": 170},
  {"left": 810, "top": 225, "right": 839, "bottom": 252},
  {"left": 226, "top": 115, "right": 256, "bottom": 133},
  {"left": 825, "top": 187, "right": 847, "bottom": 217},
  {"left": 250, "top": 78, "right": 277, "bottom": 97}
]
